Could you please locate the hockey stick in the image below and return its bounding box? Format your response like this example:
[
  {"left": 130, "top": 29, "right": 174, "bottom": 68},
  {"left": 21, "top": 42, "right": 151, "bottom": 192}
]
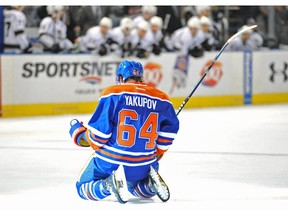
[{"left": 176, "top": 25, "right": 257, "bottom": 116}]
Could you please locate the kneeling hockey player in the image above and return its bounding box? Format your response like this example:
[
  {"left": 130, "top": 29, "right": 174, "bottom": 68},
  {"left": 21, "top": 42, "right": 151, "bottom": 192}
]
[{"left": 69, "top": 60, "right": 179, "bottom": 203}]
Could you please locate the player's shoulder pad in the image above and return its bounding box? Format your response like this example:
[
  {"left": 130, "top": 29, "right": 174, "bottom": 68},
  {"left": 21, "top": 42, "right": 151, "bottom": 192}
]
[
  {"left": 100, "top": 84, "right": 171, "bottom": 102},
  {"left": 100, "top": 84, "right": 123, "bottom": 98},
  {"left": 145, "top": 84, "right": 171, "bottom": 101},
  {"left": 14, "top": 10, "right": 26, "bottom": 21},
  {"left": 40, "top": 17, "right": 53, "bottom": 26}
]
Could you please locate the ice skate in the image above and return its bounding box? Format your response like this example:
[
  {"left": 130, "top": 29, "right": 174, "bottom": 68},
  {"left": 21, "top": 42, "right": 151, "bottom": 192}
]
[
  {"left": 104, "top": 165, "right": 129, "bottom": 204},
  {"left": 148, "top": 165, "right": 170, "bottom": 202}
]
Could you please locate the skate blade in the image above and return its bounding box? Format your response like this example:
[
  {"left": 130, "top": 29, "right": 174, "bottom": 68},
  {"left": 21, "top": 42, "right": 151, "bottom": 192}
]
[
  {"left": 150, "top": 166, "right": 170, "bottom": 202},
  {"left": 114, "top": 165, "right": 129, "bottom": 203}
]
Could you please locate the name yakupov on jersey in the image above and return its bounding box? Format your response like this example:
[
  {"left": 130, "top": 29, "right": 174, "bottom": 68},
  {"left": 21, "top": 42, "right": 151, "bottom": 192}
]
[{"left": 86, "top": 82, "right": 180, "bottom": 181}]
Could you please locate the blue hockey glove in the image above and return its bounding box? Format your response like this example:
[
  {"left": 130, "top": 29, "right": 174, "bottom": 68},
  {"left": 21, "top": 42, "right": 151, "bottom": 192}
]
[{"left": 69, "top": 119, "right": 89, "bottom": 147}]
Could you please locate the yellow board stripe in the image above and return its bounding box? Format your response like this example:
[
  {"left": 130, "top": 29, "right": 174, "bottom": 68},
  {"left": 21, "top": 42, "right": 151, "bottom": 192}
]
[
  {"left": 1, "top": 102, "right": 97, "bottom": 117},
  {"left": 171, "top": 95, "right": 243, "bottom": 109},
  {"left": 252, "top": 93, "right": 288, "bottom": 104},
  {"left": 1, "top": 93, "right": 287, "bottom": 118}
]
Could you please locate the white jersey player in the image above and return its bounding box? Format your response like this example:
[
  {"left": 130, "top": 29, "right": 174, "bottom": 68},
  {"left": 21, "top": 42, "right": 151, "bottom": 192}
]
[
  {"left": 132, "top": 6, "right": 157, "bottom": 29},
  {"left": 171, "top": 16, "right": 205, "bottom": 57},
  {"left": 79, "top": 17, "right": 112, "bottom": 55},
  {"left": 130, "top": 20, "right": 154, "bottom": 58},
  {"left": 227, "top": 25, "right": 254, "bottom": 51},
  {"left": 38, "top": 6, "right": 73, "bottom": 53},
  {"left": 246, "top": 18, "right": 263, "bottom": 50},
  {"left": 4, "top": 6, "right": 31, "bottom": 53},
  {"left": 109, "top": 17, "right": 133, "bottom": 57},
  {"left": 200, "top": 16, "right": 217, "bottom": 51},
  {"left": 147, "top": 16, "right": 164, "bottom": 55}
]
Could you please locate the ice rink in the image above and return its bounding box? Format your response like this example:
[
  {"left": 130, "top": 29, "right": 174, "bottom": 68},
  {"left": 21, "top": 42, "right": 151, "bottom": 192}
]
[{"left": 1, "top": 104, "right": 288, "bottom": 216}]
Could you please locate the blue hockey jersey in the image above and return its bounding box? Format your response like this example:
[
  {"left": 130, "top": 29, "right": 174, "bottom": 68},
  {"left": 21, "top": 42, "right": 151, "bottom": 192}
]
[{"left": 85, "top": 82, "right": 179, "bottom": 181}]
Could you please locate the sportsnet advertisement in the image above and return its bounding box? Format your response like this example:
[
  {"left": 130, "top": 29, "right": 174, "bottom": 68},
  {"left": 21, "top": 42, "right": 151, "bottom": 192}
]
[
  {"left": 1, "top": 52, "right": 243, "bottom": 104},
  {"left": 1, "top": 54, "right": 121, "bottom": 105}
]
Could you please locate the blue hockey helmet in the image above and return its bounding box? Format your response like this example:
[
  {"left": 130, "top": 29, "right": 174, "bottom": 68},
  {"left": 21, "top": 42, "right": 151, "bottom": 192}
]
[{"left": 116, "top": 60, "right": 143, "bottom": 84}]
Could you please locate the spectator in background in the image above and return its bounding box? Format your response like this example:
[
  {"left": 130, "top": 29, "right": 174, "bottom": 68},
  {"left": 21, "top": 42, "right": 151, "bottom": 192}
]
[
  {"left": 4, "top": 6, "right": 32, "bottom": 53},
  {"left": 171, "top": 16, "right": 205, "bottom": 57},
  {"left": 64, "top": 6, "right": 82, "bottom": 43},
  {"left": 157, "top": 6, "right": 182, "bottom": 35},
  {"left": 123, "top": 6, "right": 142, "bottom": 19},
  {"left": 274, "top": 6, "right": 288, "bottom": 47},
  {"left": 38, "top": 6, "right": 73, "bottom": 53},
  {"left": 37, "top": 6, "right": 48, "bottom": 20},
  {"left": 78, "top": 17, "right": 112, "bottom": 55},
  {"left": 108, "top": 17, "right": 133, "bottom": 58},
  {"left": 213, "top": 9, "right": 229, "bottom": 50},
  {"left": 132, "top": 6, "right": 157, "bottom": 28},
  {"left": 130, "top": 20, "right": 154, "bottom": 58},
  {"left": 76, "top": 6, "right": 102, "bottom": 36},
  {"left": 200, "top": 16, "right": 217, "bottom": 51},
  {"left": 227, "top": 25, "right": 254, "bottom": 51},
  {"left": 101, "top": 6, "right": 125, "bottom": 27},
  {"left": 246, "top": 18, "right": 264, "bottom": 50}
]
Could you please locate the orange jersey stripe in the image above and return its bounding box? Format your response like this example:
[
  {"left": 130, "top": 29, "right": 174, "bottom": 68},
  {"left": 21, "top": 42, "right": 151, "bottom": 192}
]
[
  {"left": 85, "top": 130, "right": 100, "bottom": 151},
  {"left": 157, "top": 138, "right": 172, "bottom": 143},
  {"left": 98, "top": 149, "right": 156, "bottom": 162},
  {"left": 100, "top": 83, "right": 171, "bottom": 102},
  {"left": 89, "top": 131, "right": 108, "bottom": 143}
]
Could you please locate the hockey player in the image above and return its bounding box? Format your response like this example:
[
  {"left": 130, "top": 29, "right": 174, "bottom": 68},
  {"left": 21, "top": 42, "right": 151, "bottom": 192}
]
[
  {"left": 130, "top": 20, "right": 154, "bottom": 58},
  {"left": 199, "top": 16, "right": 217, "bottom": 51},
  {"left": 132, "top": 6, "right": 157, "bottom": 29},
  {"left": 227, "top": 25, "right": 254, "bottom": 51},
  {"left": 246, "top": 18, "right": 264, "bottom": 50},
  {"left": 108, "top": 17, "right": 133, "bottom": 58},
  {"left": 78, "top": 17, "right": 112, "bottom": 55},
  {"left": 171, "top": 16, "right": 205, "bottom": 57},
  {"left": 69, "top": 60, "right": 179, "bottom": 203},
  {"left": 38, "top": 6, "right": 73, "bottom": 53},
  {"left": 148, "top": 16, "right": 163, "bottom": 55},
  {"left": 3, "top": 6, "right": 32, "bottom": 53}
]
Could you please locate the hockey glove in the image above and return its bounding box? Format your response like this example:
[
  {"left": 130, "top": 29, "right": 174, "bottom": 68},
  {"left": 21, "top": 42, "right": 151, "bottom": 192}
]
[
  {"left": 152, "top": 44, "right": 161, "bottom": 55},
  {"left": 98, "top": 44, "right": 108, "bottom": 56},
  {"left": 136, "top": 48, "right": 149, "bottom": 58},
  {"left": 23, "top": 43, "right": 33, "bottom": 53},
  {"left": 188, "top": 45, "right": 204, "bottom": 58},
  {"left": 69, "top": 119, "right": 89, "bottom": 147}
]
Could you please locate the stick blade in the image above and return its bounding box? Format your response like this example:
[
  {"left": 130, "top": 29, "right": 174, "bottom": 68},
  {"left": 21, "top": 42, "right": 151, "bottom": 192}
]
[{"left": 228, "top": 25, "right": 258, "bottom": 43}]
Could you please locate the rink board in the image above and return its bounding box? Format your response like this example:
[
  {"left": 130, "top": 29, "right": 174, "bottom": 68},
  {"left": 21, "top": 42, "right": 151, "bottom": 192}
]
[{"left": 0, "top": 51, "right": 287, "bottom": 117}]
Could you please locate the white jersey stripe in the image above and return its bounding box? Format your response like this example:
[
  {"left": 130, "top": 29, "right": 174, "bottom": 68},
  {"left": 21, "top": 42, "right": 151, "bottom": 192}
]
[
  {"left": 158, "top": 131, "right": 177, "bottom": 139},
  {"left": 87, "top": 126, "right": 112, "bottom": 139},
  {"left": 102, "top": 145, "right": 156, "bottom": 156},
  {"left": 100, "top": 91, "right": 172, "bottom": 104},
  {"left": 94, "top": 153, "right": 157, "bottom": 167}
]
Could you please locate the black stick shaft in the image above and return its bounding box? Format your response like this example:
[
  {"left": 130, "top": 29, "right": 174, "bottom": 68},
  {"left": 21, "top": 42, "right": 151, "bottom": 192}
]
[{"left": 176, "top": 42, "right": 230, "bottom": 116}]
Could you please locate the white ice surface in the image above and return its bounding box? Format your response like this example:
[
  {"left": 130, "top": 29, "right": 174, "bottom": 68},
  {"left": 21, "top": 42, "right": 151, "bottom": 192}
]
[{"left": 1, "top": 104, "right": 288, "bottom": 216}]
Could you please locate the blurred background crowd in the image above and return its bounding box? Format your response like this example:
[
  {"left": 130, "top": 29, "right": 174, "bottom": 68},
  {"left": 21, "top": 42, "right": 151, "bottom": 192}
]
[{"left": 1, "top": 5, "right": 288, "bottom": 58}]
